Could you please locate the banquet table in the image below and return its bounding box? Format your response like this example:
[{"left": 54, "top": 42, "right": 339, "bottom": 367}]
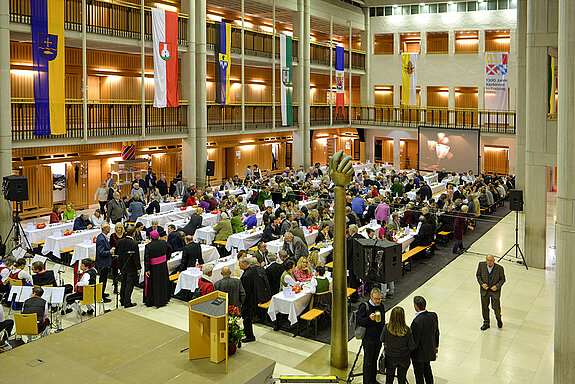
[
  {"left": 225, "top": 228, "right": 264, "bottom": 251},
  {"left": 174, "top": 256, "right": 237, "bottom": 294},
  {"left": 24, "top": 221, "right": 75, "bottom": 243},
  {"left": 266, "top": 228, "right": 318, "bottom": 254},
  {"left": 423, "top": 173, "right": 438, "bottom": 184},
  {"left": 430, "top": 182, "right": 446, "bottom": 195},
  {"left": 42, "top": 226, "right": 113, "bottom": 259},
  {"left": 193, "top": 226, "right": 216, "bottom": 245},
  {"left": 267, "top": 284, "right": 314, "bottom": 325},
  {"left": 136, "top": 206, "right": 195, "bottom": 227},
  {"left": 159, "top": 201, "right": 183, "bottom": 213},
  {"left": 298, "top": 200, "right": 318, "bottom": 210}
]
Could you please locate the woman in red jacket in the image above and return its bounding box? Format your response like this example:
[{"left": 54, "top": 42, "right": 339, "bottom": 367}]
[{"left": 49, "top": 205, "right": 61, "bottom": 224}]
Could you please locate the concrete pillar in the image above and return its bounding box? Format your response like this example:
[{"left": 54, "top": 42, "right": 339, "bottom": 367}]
[
  {"left": 478, "top": 86, "right": 485, "bottom": 110},
  {"left": 292, "top": 0, "right": 305, "bottom": 168},
  {"left": 420, "top": 31, "right": 427, "bottom": 55},
  {"left": 555, "top": 0, "right": 575, "bottom": 381},
  {"left": 448, "top": 30, "right": 455, "bottom": 55},
  {"left": 394, "top": 32, "right": 400, "bottom": 55},
  {"left": 448, "top": 86, "right": 455, "bottom": 124},
  {"left": 303, "top": 0, "right": 311, "bottom": 170},
  {"left": 195, "top": 0, "right": 207, "bottom": 187},
  {"left": 181, "top": 0, "right": 197, "bottom": 184},
  {"left": 361, "top": 9, "right": 372, "bottom": 106},
  {"left": 524, "top": 0, "right": 551, "bottom": 269},
  {"left": 515, "top": 0, "right": 527, "bottom": 190},
  {"left": 393, "top": 137, "right": 400, "bottom": 170},
  {"left": 0, "top": 0, "right": 11, "bottom": 241},
  {"left": 478, "top": 29, "right": 485, "bottom": 54}
]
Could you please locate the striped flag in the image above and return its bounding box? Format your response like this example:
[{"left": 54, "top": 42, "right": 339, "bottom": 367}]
[
  {"left": 31, "top": 0, "right": 65, "bottom": 136},
  {"left": 122, "top": 143, "right": 136, "bottom": 160},
  {"left": 215, "top": 21, "right": 231, "bottom": 105},
  {"left": 401, "top": 53, "right": 418, "bottom": 106},
  {"left": 152, "top": 7, "right": 179, "bottom": 108},
  {"left": 548, "top": 56, "right": 556, "bottom": 115},
  {"left": 280, "top": 34, "right": 293, "bottom": 126},
  {"left": 335, "top": 46, "right": 345, "bottom": 119}
]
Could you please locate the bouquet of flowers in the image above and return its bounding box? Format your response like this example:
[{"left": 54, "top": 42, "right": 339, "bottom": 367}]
[
  {"left": 180, "top": 206, "right": 187, "bottom": 211},
  {"left": 63, "top": 230, "right": 73, "bottom": 236},
  {"left": 36, "top": 223, "right": 46, "bottom": 229},
  {"left": 228, "top": 305, "right": 244, "bottom": 345}
]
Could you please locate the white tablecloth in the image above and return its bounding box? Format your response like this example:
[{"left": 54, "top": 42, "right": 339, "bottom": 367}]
[
  {"left": 159, "top": 201, "right": 183, "bottom": 213},
  {"left": 268, "top": 287, "right": 313, "bottom": 325},
  {"left": 298, "top": 200, "right": 318, "bottom": 210},
  {"left": 266, "top": 228, "right": 318, "bottom": 254},
  {"left": 24, "top": 221, "right": 74, "bottom": 243},
  {"left": 430, "top": 182, "right": 446, "bottom": 195},
  {"left": 42, "top": 227, "right": 112, "bottom": 259},
  {"left": 226, "top": 229, "right": 264, "bottom": 251},
  {"left": 311, "top": 179, "right": 322, "bottom": 187},
  {"left": 174, "top": 256, "right": 237, "bottom": 294},
  {"left": 194, "top": 226, "right": 216, "bottom": 245},
  {"left": 424, "top": 173, "right": 438, "bottom": 184},
  {"left": 137, "top": 206, "right": 195, "bottom": 227}
]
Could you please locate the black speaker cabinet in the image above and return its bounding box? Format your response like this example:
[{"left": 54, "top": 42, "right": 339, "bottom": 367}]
[
  {"left": 2, "top": 175, "right": 28, "bottom": 202},
  {"left": 206, "top": 160, "right": 215, "bottom": 177},
  {"left": 353, "top": 238, "right": 402, "bottom": 284},
  {"left": 509, "top": 189, "right": 523, "bottom": 211}
]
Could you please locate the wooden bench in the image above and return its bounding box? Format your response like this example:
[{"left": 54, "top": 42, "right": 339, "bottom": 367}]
[
  {"left": 213, "top": 240, "right": 227, "bottom": 246},
  {"left": 169, "top": 272, "right": 180, "bottom": 284},
  {"left": 401, "top": 242, "right": 435, "bottom": 273},
  {"left": 248, "top": 245, "right": 258, "bottom": 253},
  {"left": 298, "top": 308, "right": 325, "bottom": 337},
  {"left": 325, "top": 261, "right": 334, "bottom": 269},
  {"left": 257, "top": 300, "right": 271, "bottom": 310},
  {"left": 60, "top": 247, "right": 75, "bottom": 255},
  {"left": 31, "top": 240, "right": 45, "bottom": 249},
  {"left": 436, "top": 231, "right": 452, "bottom": 245}
]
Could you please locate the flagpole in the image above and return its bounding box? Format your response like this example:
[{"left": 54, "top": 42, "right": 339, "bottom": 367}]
[
  {"left": 241, "top": 0, "right": 245, "bottom": 133},
  {"left": 330, "top": 16, "right": 333, "bottom": 127},
  {"left": 348, "top": 21, "right": 352, "bottom": 126},
  {"left": 141, "top": 0, "right": 146, "bottom": 138},
  {"left": 272, "top": 0, "right": 276, "bottom": 131},
  {"left": 82, "top": 0, "right": 87, "bottom": 141}
]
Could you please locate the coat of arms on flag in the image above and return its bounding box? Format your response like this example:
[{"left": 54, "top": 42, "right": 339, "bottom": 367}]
[
  {"left": 38, "top": 33, "right": 58, "bottom": 61},
  {"left": 282, "top": 68, "right": 292, "bottom": 87},
  {"left": 160, "top": 42, "right": 172, "bottom": 61}
]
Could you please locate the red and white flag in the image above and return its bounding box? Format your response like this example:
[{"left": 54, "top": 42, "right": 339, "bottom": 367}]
[{"left": 152, "top": 8, "right": 179, "bottom": 108}]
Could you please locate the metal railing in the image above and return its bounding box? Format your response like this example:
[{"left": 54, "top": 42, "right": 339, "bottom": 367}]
[{"left": 11, "top": 99, "right": 187, "bottom": 141}]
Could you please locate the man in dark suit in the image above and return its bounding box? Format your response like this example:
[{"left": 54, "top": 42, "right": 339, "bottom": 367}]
[
  {"left": 417, "top": 181, "right": 433, "bottom": 202},
  {"left": 214, "top": 266, "right": 245, "bottom": 309},
  {"left": 95, "top": 224, "right": 113, "bottom": 303},
  {"left": 410, "top": 216, "right": 434, "bottom": 249},
  {"left": 253, "top": 242, "right": 270, "bottom": 266},
  {"left": 179, "top": 235, "right": 204, "bottom": 271},
  {"left": 181, "top": 209, "right": 204, "bottom": 236},
  {"left": 265, "top": 253, "right": 284, "bottom": 294},
  {"left": 357, "top": 288, "right": 385, "bottom": 384},
  {"left": 411, "top": 296, "right": 440, "bottom": 384},
  {"left": 476, "top": 254, "right": 505, "bottom": 330},
  {"left": 144, "top": 168, "right": 157, "bottom": 195},
  {"left": 346, "top": 224, "right": 363, "bottom": 302},
  {"left": 261, "top": 216, "right": 280, "bottom": 243},
  {"left": 239, "top": 257, "right": 258, "bottom": 343},
  {"left": 106, "top": 192, "right": 127, "bottom": 224},
  {"left": 116, "top": 226, "right": 141, "bottom": 308}
]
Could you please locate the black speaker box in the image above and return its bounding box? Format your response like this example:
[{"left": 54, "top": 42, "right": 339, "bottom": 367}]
[
  {"left": 509, "top": 189, "right": 523, "bottom": 211},
  {"left": 3, "top": 175, "right": 28, "bottom": 202},
  {"left": 206, "top": 160, "right": 215, "bottom": 177},
  {"left": 353, "top": 238, "right": 402, "bottom": 284}
]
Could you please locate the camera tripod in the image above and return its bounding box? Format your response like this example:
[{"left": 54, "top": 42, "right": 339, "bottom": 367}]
[
  {"left": 498, "top": 210, "right": 527, "bottom": 270},
  {"left": 3, "top": 201, "right": 35, "bottom": 258}
]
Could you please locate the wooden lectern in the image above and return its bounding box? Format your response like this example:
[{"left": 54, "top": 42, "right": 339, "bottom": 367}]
[{"left": 188, "top": 291, "right": 229, "bottom": 372}]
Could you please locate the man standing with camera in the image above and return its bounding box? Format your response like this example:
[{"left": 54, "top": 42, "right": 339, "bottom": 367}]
[{"left": 357, "top": 288, "right": 385, "bottom": 384}]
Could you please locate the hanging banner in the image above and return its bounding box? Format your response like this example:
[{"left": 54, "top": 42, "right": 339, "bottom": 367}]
[
  {"left": 280, "top": 34, "right": 293, "bottom": 126},
  {"left": 152, "top": 7, "right": 179, "bottom": 108},
  {"left": 484, "top": 52, "right": 508, "bottom": 110},
  {"left": 401, "top": 53, "right": 418, "bottom": 106},
  {"left": 121, "top": 142, "right": 136, "bottom": 160},
  {"left": 31, "top": 0, "right": 66, "bottom": 136},
  {"left": 215, "top": 21, "right": 231, "bottom": 105},
  {"left": 548, "top": 56, "right": 557, "bottom": 115},
  {"left": 335, "top": 46, "right": 345, "bottom": 119}
]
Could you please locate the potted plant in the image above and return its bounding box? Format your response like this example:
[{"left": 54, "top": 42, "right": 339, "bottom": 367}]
[{"left": 227, "top": 305, "right": 244, "bottom": 356}]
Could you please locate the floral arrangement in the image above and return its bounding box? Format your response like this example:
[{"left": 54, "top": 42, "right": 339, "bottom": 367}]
[
  {"left": 63, "top": 230, "right": 73, "bottom": 236},
  {"left": 227, "top": 305, "right": 244, "bottom": 345},
  {"left": 180, "top": 206, "right": 187, "bottom": 211},
  {"left": 211, "top": 210, "right": 218, "bottom": 214},
  {"left": 93, "top": 236, "right": 97, "bottom": 243},
  {"left": 36, "top": 223, "right": 46, "bottom": 229},
  {"left": 292, "top": 285, "right": 303, "bottom": 294}
]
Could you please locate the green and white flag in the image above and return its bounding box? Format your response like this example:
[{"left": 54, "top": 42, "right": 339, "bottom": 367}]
[{"left": 280, "top": 34, "right": 293, "bottom": 126}]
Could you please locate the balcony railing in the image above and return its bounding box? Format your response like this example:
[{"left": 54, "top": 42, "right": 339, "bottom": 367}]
[
  {"left": 9, "top": 0, "right": 188, "bottom": 45},
  {"left": 11, "top": 99, "right": 187, "bottom": 141}
]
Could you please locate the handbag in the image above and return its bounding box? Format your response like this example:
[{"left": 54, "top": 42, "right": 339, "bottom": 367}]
[{"left": 378, "top": 351, "right": 386, "bottom": 374}]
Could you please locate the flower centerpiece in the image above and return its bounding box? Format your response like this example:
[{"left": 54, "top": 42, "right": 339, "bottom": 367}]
[{"left": 228, "top": 305, "right": 244, "bottom": 356}]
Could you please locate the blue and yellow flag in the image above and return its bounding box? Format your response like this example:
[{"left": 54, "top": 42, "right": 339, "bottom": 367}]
[
  {"left": 31, "top": 0, "right": 65, "bottom": 136},
  {"left": 215, "top": 21, "right": 231, "bottom": 105}
]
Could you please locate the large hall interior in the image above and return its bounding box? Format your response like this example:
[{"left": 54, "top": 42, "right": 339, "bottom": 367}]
[{"left": 0, "top": 0, "right": 571, "bottom": 383}]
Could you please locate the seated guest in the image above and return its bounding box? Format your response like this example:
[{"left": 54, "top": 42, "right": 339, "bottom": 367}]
[
  {"left": 293, "top": 257, "right": 313, "bottom": 282},
  {"left": 0, "top": 256, "right": 15, "bottom": 294},
  {"left": 62, "top": 203, "right": 76, "bottom": 221},
  {"left": 9, "top": 258, "right": 33, "bottom": 285},
  {"left": 279, "top": 213, "right": 292, "bottom": 235},
  {"left": 316, "top": 223, "right": 333, "bottom": 243},
  {"left": 214, "top": 266, "right": 245, "bottom": 309},
  {"left": 128, "top": 194, "right": 146, "bottom": 223},
  {"left": 312, "top": 265, "right": 332, "bottom": 293},
  {"left": 265, "top": 253, "right": 284, "bottom": 294},
  {"left": 130, "top": 182, "right": 143, "bottom": 198},
  {"left": 282, "top": 232, "right": 309, "bottom": 261},
  {"left": 230, "top": 208, "right": 245, "bottom": 234},
  {"left": 65, "top": 259, "right": 98, "bottom": 315},
  {"left": 197, "top": 264, "right": 214, "bottom": 296},
  {"left": 146, "top": 189, "right": 162, "bottom": 214},
  {"left": 345, "top": 206, "right": 358, "bottom": 226},
  {"left": 280, "top": 260, "right": 297, "bottom": 288},
  {"left": 262, "top": 206, "right": 274, "bottom": 226},
  {"left": 290, "top": 221, "right": 308, "bottom": 244},
  {"left": 146, "top": 220, "right": 166, "bottom": 238},
  {"left": 294, "top": 210, "right": 309, "bottom": 227},
  {"left": 253, "top": 242, "right": 270, "bottom": 266},
  {"left": 73, "top": 213, "right": 93, "bottom": 231},
  {"left": 179, "top": 235, "right": 203, "bottom": 271},
  {"left": 243, "top": 209, "right": 258, "bottom": 229},
  {"left": 214, "top": 212, "right": 233, "bottom": 242},
  {"left": 400, "top": 203, "right": 415, "bottom": 227},
  {"left": 261, "top": 215, "right": 280, "bottom": 243},
  {"left": 31, "top": 261, "right": 57, "bottom": 287},
  {"left": 410, "top": 216, "right": 434, "bottom": 249},
  {"left": 22, "top": 287, "right": 50, "bottom": 333},
  {"left": 0, "top": 304, "right": 14, "bottom": 340},
  {"left": 50, "top": 205, "right": 61, "bottom": 224},
  {"left": 90, "top": 209, "right": 105, "bottom": 227},
  {"left": 167, "top": 225, "right": 184, "bottom": 252},
  {"left": 181, "top": 208, "right": 204, "bottom": 236},
  {"left": 134, "top": 222, "right": 145, "bottom": 243},
  {"left": 198, "top": 196, "right": 211, "bottom": 212},
  {"left": 185, "top": 191, "right": 197, "bottom": 207}
]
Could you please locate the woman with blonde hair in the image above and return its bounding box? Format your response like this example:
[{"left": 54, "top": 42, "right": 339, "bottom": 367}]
[
  {"left": 293, "top": 256, "right": 313, "bottom": 282},
  {"left": 62, "top": 203, "right": 76, "bottom": 221},
  {"left": 307, "top": 250, "right": 319, "bottom": 272},
  {"left": 306, "top": 209, "right": 320, "bottom": 226},
  {"left": 380, "top": 306, "right": 415, "bottom": 384}
]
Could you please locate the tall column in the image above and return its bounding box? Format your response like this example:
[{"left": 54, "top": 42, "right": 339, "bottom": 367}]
[
  {"left": 241, "top": 0, "right": 245, "bottom": 133},
  {"left": 393, "top": 137, "right": 400, "bottom": 170},
  {"left": 0, "top": 0, "right": 12, "bottom": 241},
  {"left": 330, "top": 17, "right": 333, "bottom": 126},
  {"left": 555, "top": 1, "right": 575, "bottom": 381},
  {"left": 140, "top": 0, "right": 146, "bottom": 138},
  {"left": 195, "top": 0, "right": 207, "bottom": 187},
  {"left": 348, "top": 22, "right": 352, "bottom": 126},
  {"left": 272, "top": 0, "right": 276, "bottom": 131},
  {"left": 302, "top": 0, "right": 311, "bottom": 170},
  {"left": 524, "top": 0, "right": 552, "bottom": 269},
  {"left": 515, "top": 0, "right": 527, "bottom": 190},
  {"left": 82, "top": 0, "right": 87, "bottom": 141},
  {"left": 361, "top": 9, "right": 373, "bottom": 121},
  {"left": 292, "top": 0, "right": 305, "bottom": 168},
  {"left": 181, "top": 0, "right": 197, "bottom": 184}
]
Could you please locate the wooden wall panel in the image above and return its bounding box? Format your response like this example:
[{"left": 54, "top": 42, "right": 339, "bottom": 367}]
[
  {"left": 427, "top": 87, "right": 449, "bottom": 108},
  {"left": 374, "top": 34, "right": 394, "bottom": 55},
  {"left": 65, "top": 162, "right": 89, "bottom": 209},
  {"left": 374, "top": 87, "right": 394, "bottom": 106},
  {"left": 151, "top": 153, "right": 180, "bottom": 181},
  {"left": 88, "top": 160, "right": 101, "bottom": 206},
  {"left": 455, "top": 87, "right": 478, "bottom": 109},
  {"left": 382, "top": 139, "right": 394, "bottom": 164},
  {"left": 38, "top": 166, "right": 53, "bottom": 210},
  {"left": 400, "top": 139, "right": 418, "bottom": 170},
  {"left": 485, "top": 31, "right": 510, "bottom": 52},
  {"left": 455, "top": 31, "right": 479, "bottom": 53},
  {"left": 483, "top": 147, "right": 509, "bottom": 174},
  {"left": 426, "top": 33, "right": 448, "bottom": 54},
  {"left": 22, "top": 166, "right": 38, "bottom": 210}
]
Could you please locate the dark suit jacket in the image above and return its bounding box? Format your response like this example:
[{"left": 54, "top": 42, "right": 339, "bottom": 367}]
[
  {"left": 262, "top": 224, "right": 280, "bottom": 243},
  {"left": 95, "top": 232, "right": 113, "bottom": 269},
  {"left": 214, "top": 276, "right": 245, "bottom": 309},
  {"left": 32, "top": 270, "right": 57, "bottom": 287},
  {"left": 253, "top": 250, "right": 269, "bottom": 265},
  {"left": 291, "top": 227, "right": 307, "bottom": 245},
  {"left": 181, "top": 214, "right": 203, "bottom": 236},
  {"left": 116, "top": 236, "right": 141, "bottom": 274},
  {"left": 179, "top": 242, "right": 204, "bottom": 271},
  {"left": 266, "top": 262, "right": 285, "bottom": 293},
  {"left": 476, "top": 261, "right": 505, "bottom": 297},
  {"left": 411, "top": 311, "right": 440, "bottom": 362},
  {"left": 283, "top": 236, "right": 309, "bottom": 261}
]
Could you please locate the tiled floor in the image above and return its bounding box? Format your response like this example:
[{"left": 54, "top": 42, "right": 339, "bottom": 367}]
[{"left": 18, "top": 197, "right": 556, "bottom": 383}]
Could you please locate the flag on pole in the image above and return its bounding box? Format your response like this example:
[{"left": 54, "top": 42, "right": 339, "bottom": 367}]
[
  {"left": 280, "top": 34, "right": 293, "bottom": 126},
  {"left": 121, "top": 142, "right": 136, "bottom": 160},
  {"left": 152, "top": 7, "right": 179, "bottom": 108},
  {"left": 401, "top": 53, "right": 418, "bottom": 106},
  {"left": 335, "top": 46, "right": 345, "bottom": 119},
  {"left": 484, "top": 52, "right": 508, "bottom": 111},
  {"left": 215, "top": 21, "right": 231, "bottom": 105},
  {"left": 548, "top": 56, "right": 556, "bottom": 115},
  {"left": 31, "top": 0, "right": 65, "bottom": 136}
]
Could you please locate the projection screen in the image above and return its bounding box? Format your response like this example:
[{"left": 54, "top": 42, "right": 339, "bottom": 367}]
[{"left": 418, "top": 127, "right": 480, "bottom": 174}]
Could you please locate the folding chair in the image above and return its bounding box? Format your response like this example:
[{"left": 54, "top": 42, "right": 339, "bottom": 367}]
[
  {"left": 77, "top": 283, "right": 104, "bottom": 322},
  {"left": 14, "top": 313, "right": 44, "bottom": 342}
]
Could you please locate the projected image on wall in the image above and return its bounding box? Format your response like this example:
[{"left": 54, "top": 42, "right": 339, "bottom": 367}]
[{"left": 418, "top": 127, "right": 479, "bottom": 173}]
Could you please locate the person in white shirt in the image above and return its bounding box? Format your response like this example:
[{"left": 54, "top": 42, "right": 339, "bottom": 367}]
[
  {"left": 8, "top": 258, "right": 33, "bottom": 285},
  {"left": 65, "top": 259, "right": 98, "bottom": 315},
  {"left": 0, "top": 255, "right": 16, "bottom": 284},
  {"left": 90, "top": 209, "right": 105, "bottom": 227}
]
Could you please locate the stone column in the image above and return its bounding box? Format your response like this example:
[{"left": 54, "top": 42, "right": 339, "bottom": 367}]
[
  {"left": 555, "top": 0, "right": 575, "bottom": 381},
  {"left": 181, "top": 0, "right": 197, "bottom": 184},
  {"left": 302, "top": 0, "right": 311, "bottom": 170},
  {"left": 195, "top": 0, "right": 207, "bottom": 187},
  {"left": 393, "top": 137, "right": 401, "bottom": 170},
  {"left": 524, "top": 0, "right": 554, "bottom": 269},
  {"left": 361, "top": 9, "right": 372, "bottom": 106},
  {"left": 515, "top": 0, "right": 527, "bottom": 190},
  {"left": 292, "top": 0, "right": 305, "bottom": 168},
  {"left": 0, "top": 0, "right": 11, "bottom": 241}
]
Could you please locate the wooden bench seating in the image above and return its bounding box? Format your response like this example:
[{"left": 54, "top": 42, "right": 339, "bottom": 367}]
[
  {"left": 257, "top": 300, "right": 271, "bottom": 310},
  {"left": 402, "top": 242, "right": 435, "bottom": 273}
]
